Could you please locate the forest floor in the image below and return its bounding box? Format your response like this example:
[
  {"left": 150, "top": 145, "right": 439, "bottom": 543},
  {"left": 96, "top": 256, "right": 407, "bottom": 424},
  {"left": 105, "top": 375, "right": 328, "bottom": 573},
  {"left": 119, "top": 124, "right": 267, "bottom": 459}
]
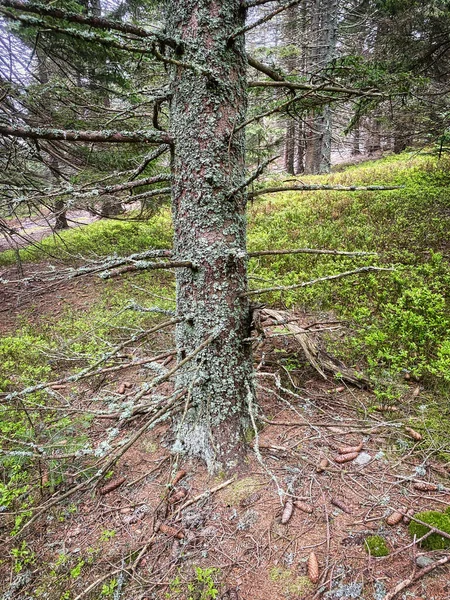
[
  {"left": 1, "top": 262, "right": 449, "bottom": 600},
  {"left": 0, "top": 210, "right": 98, "bottom": 252},
  {"left": 1, "top": 153, "right": 450, "bottom": 600}
]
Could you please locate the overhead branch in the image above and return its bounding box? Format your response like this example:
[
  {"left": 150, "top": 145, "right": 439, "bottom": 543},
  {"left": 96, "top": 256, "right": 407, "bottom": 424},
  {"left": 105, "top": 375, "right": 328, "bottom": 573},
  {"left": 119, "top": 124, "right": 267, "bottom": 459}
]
[
  {"left": 99, "top": 260, "right": 194, "bottom": 279},
  {"left": 151, "top": 44, "right": 215, "bottom": 80},
  {"left": 229, "top": 0, "right": 301, "bottom": 42},
  {"left": 0, "top": 124, "right": 173, "bottom": 145},
  {"left": 243, "top": 266, "right": 394, "bottom": 297},
  {"left": 129, "top": 145, "right": 170, "bottom": 181},
  {"left": 77, "top": 174, "right": 171, "bottom": 198},
  {"left": 244, "top": 0, "right": 280, "bottom": 7},
  {"left": 0, "top": 11, "right": 156, "bottom": 56},
  {"left": 247, "top": 55, "right": 285, "bottom": 82},
  {"left": 248, "top": 80, "right": 383, "bottom": 97},
  {"left": 226, "top": 155, "right": 279, "bottom": 200},
  {"left": 249, "top": 184, "right": 402, "bottom": 198},
  {"left": 127, "top": 187, "right": 172, "bottom": 203},
  {"left": 0, "top": 0, "right": 180, "bottom": 48}
]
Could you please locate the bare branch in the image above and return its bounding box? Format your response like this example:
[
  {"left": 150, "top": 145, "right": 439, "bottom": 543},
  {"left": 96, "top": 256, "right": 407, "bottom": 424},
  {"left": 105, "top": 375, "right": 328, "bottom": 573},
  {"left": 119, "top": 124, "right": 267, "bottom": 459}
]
[
  {"left": 99, "top": 260, "right": 194, "bottom": 279},
  {"left": 229, "top": 0, "right": 301, "bottom": 42},
  {"left": 384, "top": 555, "right": 450, "bottom": 600},
  {"left": 243, "top": 266, "right": 394, "bottom": 297},
  {"left": 249, "top": 248, "right": 377, "bottom": 258},
  {"left": 0, "top": 124, "right": 173, "bottom": 144},
  {"left": 227, "top": 155, "right": 279, "bottom": 200},
  {"left": 248, "top": 184, "right": 402, "bottom": 198},
  {"left": 247, "top": 55, "right": 285, "bottom": 82},
  {"left": 248, "top": 80, "right": 383, "bottom": 97}
]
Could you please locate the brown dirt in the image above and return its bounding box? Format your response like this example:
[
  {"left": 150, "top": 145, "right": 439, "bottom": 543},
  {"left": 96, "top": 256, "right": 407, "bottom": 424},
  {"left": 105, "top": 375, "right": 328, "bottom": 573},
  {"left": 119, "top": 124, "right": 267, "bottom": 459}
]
[{"left": 0, "top": 274, "right": 449, "bottom": 600}]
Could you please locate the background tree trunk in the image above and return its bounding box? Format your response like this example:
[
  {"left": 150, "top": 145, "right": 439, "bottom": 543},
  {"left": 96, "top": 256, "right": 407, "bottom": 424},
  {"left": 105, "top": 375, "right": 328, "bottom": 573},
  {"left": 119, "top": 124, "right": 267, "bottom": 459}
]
[{"left": 167, "top": 0, "right": 253, "bottom": 470}]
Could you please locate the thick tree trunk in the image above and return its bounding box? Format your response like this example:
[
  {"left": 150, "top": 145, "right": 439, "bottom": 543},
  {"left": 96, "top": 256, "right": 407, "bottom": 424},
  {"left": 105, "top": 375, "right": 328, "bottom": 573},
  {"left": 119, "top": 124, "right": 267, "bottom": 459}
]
[{"left": 167, "top": 0, "right": 253, "bottom": 470}]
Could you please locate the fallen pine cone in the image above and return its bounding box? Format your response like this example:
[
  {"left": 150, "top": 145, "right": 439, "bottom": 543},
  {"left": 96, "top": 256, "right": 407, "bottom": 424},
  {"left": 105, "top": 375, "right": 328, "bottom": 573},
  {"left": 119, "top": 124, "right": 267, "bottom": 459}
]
[
  {"left": 331, "top": 497, "right": 351, "bottom": 514},
  {"left": 334, "top": 451, "right": 359, "bottom": 464},
  {"left": 281, "top": 498, "right": 294, "bottom": 524},
  {"left": 171, "top": 469, "right": 187, "bottom": 486},
  {"left": 413, "top": 481, "right": 437, "bottom": 492},
  {"left": 159, "top": 523, "right": 184, "bottom": 539},
  {"left": 294, "top": 500, "right": 314, "bottom": 514},
  {"left": 405, "top": 427, "right": 423, "bottom": 441},
  {"left": 317, "top": 457, "right": 329, "bottom": 472},
  {"left": 403, "top": 508, "right": 415, "bottom": 524},
  {"left": 386, "top": 509, "right": 404, "bottom": 526},
  {"left": 338, "top": 441, "right": 363, "bottom": 455},
  {"left": 100, "top": 477, "right": 126, "bottom": 495},
  {"left": 168, "top": 488, "right": 188, "bottom": 504},
  {"left": 117, "top": 383, "right": 126, "bottom": 395},
  {"left": 307, "top": 551, "right": 319, "bottom": 583}
]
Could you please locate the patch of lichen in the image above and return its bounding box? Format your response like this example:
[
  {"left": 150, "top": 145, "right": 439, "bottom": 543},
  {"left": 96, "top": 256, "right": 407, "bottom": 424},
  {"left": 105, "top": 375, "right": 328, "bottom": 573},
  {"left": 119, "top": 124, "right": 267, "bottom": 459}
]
[
  {"left": 409, "top": 510, "right": 450, "bottom": 550},
  {"left": 364, "top": 535, "right": 390, "bottom": 557},
  {"left": 222, "top": 477, "right": 261, "bottom": 506},
  {"left": 269, "top": 567, "right": 313, "bottom": 598}
]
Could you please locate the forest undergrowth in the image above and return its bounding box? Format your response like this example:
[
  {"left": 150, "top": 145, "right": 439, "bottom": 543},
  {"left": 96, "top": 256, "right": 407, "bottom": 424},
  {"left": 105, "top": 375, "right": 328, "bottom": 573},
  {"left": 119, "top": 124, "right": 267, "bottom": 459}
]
[{"left": 1, "top": 152, "right": 450, "bottom": 599}]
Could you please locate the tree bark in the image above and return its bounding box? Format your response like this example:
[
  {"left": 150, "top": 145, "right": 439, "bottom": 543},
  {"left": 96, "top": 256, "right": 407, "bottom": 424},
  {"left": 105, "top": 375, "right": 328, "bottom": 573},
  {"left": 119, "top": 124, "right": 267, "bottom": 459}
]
[{"left": 167, "top": 0, "right": 253, "bottom": 470}]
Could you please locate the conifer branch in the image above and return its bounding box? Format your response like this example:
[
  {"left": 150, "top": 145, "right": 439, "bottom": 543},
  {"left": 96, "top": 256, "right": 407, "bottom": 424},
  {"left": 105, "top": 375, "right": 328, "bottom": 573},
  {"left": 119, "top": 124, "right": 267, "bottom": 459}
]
[
  {"left": 0, "top": 0, "right": 180, "bottom": 48},
  {"left": 230, "top": 0, "right": 302, "bottom": 41},
  {"left": 0, "top": 124, "right": 173, "bottom": 145},
  {"left": 248, "top": 79, "right": 383, "bottom": 97},
  {"left": 244, "top": 266, "right": 394, "bottom": 296},
  {"left": 248, "top": 183, "right": 402, "bottom": 198}
]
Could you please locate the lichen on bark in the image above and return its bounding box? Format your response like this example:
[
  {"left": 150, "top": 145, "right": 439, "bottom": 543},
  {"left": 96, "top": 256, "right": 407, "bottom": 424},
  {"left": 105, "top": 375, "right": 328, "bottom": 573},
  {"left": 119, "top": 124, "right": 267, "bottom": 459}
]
[{"left": 166, "top": 0, "right": 254, "bottom": 470}]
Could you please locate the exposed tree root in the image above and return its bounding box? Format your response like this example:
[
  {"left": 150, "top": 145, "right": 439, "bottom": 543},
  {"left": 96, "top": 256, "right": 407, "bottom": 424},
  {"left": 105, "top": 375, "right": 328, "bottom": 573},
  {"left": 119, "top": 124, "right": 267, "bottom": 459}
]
[{"left": 261, "top": 308, "right": 370, "bottom": 387}]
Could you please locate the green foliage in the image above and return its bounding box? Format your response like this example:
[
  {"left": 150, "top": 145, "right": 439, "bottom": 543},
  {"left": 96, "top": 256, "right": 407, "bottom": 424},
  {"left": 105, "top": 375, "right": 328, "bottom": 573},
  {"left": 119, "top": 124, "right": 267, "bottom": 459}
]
[
  {"left": 0, "top": 333, "right": 52, "bottom": 392},
  {"left": 364, "top": 535, "right": 390, "bottom": 557},
  {"left": 248, "top": 153, "right": 450, "bottom": 386},
  {"left": 11, "top": 541, "right": 36, "bottom": 573},
  {"left": 408, "top": 510, "right": 450, "bottom": 549},
  {"left": 166, "top": 567, "right": 220, "bottom": 600},
  {"left": 101, "top": 579, "right": 118, "bottom": 597}
]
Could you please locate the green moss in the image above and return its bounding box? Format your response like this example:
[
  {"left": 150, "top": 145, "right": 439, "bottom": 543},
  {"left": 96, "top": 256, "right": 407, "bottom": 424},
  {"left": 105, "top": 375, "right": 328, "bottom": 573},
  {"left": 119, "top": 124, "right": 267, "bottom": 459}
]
[
  {"left": 269, "top": 567, "right": 313, "bottom": 597},
  {"left": 409, "top": 510, "right": 450, "bottom": 550},
  {"left": 364, "top": 535, "right": 390, "bottom": 557},
  {"left": 222, "top": 477, "right": 261, "bottom": 506}
]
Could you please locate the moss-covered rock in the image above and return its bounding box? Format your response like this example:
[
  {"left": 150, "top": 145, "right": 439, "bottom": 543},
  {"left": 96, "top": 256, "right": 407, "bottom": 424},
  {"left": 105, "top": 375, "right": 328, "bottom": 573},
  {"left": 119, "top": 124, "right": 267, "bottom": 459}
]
[
  {"left": 408, "top": 510, "right": 450, "bottom": 550},
  {"left": 364, "top": 535, "right": 390, "bottom": 557}
]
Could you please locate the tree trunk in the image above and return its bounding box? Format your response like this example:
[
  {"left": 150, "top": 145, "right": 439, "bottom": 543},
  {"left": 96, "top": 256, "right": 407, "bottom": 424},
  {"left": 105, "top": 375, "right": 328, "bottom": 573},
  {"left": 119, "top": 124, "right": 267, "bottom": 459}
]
[
  {"left": 167, "top": 0, "right": 253, "bottom": 471},
  {"left": 284, "top": 118, "right": 296, "bottom": 174},
  {"left": 351, "top": 124, "right": 361, "bottom": 156}
]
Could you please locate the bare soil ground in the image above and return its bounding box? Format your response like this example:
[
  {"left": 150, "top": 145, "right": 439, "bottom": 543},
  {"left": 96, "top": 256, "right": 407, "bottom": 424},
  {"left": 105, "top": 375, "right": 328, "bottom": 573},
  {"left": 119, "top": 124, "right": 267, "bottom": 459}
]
[
  {"left": 0, "top": 210, "right": 98, "bottom": 252},
  {"left": 0, "top": 273, "right": 449, "bottom": 600}
]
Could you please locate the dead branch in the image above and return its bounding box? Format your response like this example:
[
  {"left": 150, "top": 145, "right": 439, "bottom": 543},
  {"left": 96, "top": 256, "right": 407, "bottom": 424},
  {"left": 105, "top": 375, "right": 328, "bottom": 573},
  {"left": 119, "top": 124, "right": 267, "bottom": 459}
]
[
  {"left": 172, "top": 477, "right": 236, "bottom": 520},
  {"left": 230, "top": 0, "right": 302, "bottom": 41},
  {"left": 249, "top": 248, "right": 376, "bottom": 258},
  {"left": 248, "top": 184, "right": 401, "bottom": 198},
  {"left": 0, "top": 124, "right": 172, "bottom": 145},
  {"left": 100, "top": 260, "right": 194, "bottom": 279},
  {"left": 383, "top": 555, "right": 450, "bottom": 600},
  {"left": 244, "top": 266, "right": 394, "bottom": 297}
]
